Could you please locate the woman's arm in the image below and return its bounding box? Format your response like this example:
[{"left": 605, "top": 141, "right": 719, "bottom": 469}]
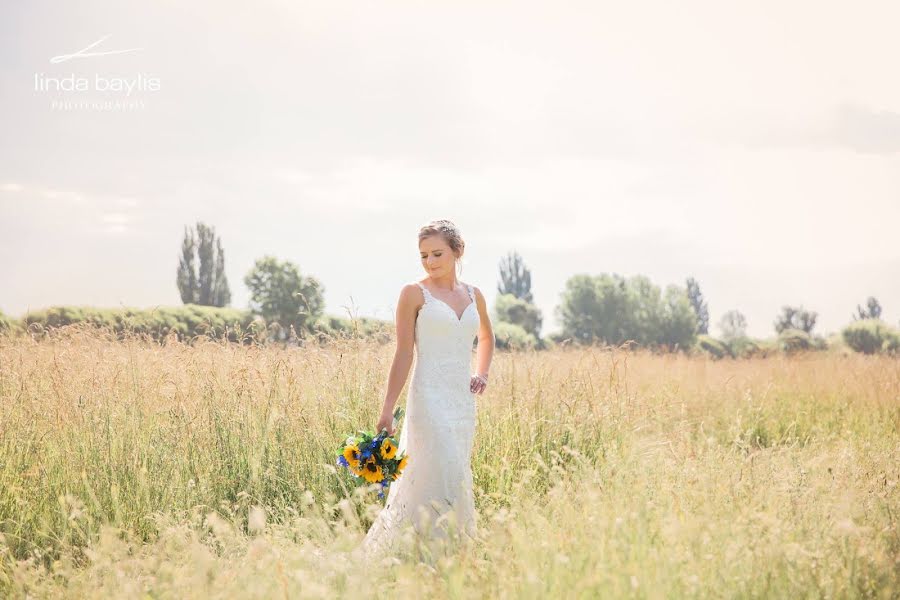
[
  {"left": 376, "top": 284, "right": 420, "bottom": 434},
  {"left": 470, "top": 285, "right": 494, "bottom": 394}
]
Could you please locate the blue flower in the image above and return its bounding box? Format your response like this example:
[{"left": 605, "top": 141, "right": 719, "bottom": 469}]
[{"left": 337, "top": 455, "right": 349, "bottom": 467}]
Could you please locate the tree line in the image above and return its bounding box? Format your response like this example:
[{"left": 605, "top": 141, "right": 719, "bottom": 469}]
[
  {"left": 3, "top": 221, "right": 896, "bottom": 356},
  {"left": 170, "top": 221, "right": 900, "bottom": 356}
]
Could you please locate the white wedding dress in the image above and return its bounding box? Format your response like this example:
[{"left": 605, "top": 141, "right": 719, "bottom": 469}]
[{"left": 358, "top": 281, "right": 480, "bottom": 559}]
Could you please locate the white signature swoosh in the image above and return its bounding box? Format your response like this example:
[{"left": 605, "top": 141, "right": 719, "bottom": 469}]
[{"left": 50, "top": 34, "right": 143, "bottom": 64}]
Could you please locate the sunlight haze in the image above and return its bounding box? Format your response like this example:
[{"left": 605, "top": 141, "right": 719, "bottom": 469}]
[{"left": 1, "top": 0, "right": 898, "bottom": 338}]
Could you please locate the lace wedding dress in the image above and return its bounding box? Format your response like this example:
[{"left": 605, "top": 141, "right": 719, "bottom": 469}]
[{"left": 358, "top": 281, "right": 480, "bottom": 559}]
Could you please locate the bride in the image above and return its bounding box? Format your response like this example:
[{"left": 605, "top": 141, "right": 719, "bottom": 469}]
[{"left": 357, "top": 219, "right": 494, "bottom": 560}]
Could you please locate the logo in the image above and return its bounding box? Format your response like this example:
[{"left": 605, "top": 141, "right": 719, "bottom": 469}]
[
  {"left": 49, "top": 34, "right": 143, "bottom": 64},
  {"left": 34, "top": 35, "right": 161, "bottom": 112}
]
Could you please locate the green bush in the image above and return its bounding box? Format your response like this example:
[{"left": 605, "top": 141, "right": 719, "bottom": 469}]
[
  {"left": 493, "top": 293, "right": 543, "bottom": 338},
  {"left": 16, "top": 305, "right": 395, "bottom": 346},
  {"left": 727, "top": 336, "right": 763, "bottom": 358},
  {"left": 493, "top": 321, "right": 537, "bottom": 351},
  {"left": 778, "top": 328, "right": 814, "bottom": 353},
  {"left": 0, "top": 310, "right": 19, "bottom": 336},
  {"left": 21, "top": 305, "right": 265, "bottom": 343},
  {"left": 696, "top": 335, "right": 779, "bottom": 358},
  {"left": 841, "top": 319, "right": 900, "bottom": 355},
  {"left": 886, "top": 331, "right": 900, "bottom": 354},
  {"left": 696, "top": 335, "right": 729, "bottom": 359},
  {"left": 749, "top": 338, "right": 782, "bottom": 358},
  {"left": 309, "top": 315, "right": 393, "bottom": 344}
]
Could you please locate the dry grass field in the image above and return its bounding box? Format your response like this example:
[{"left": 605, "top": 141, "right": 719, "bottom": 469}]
[{"left": 1, "top": 327, "right": 898, "bottom": 598}]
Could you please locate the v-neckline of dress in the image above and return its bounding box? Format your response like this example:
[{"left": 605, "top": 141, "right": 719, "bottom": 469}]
[
  {"left": 420, "top": 283, "right": 475, "bottom": 323},
  {"left": 432, "top": 296, "right": 475, "bottom": 322}
]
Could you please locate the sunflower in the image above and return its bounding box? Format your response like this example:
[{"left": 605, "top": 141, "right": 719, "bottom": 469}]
[
  {"left": 391, "top": 454, "right": 408, "bottom": 480},
  {"left": 361, "top": 457, "right": 383, "bottom": 483},
  {"left": 379, "top": 438, "right": 397, "bottom": 460},
  {"left": 342, "top": 445, "right": 362, "bottom": 473}
]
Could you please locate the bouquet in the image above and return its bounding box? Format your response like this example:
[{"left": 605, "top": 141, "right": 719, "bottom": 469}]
[{"left": 335, "top": 406, "right": 408, "bottom": 498}]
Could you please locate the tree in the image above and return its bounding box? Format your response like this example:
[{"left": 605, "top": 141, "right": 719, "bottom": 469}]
[
  {"left": 555, "top": 273, "right": 697, "bottom": 350},
  {"left": 718, "top": 310, "right": 748, "bottom": 341},
  {"left": 853, "top": 296, "right": 882, "bottom": 321},
  {"left": 243, "top": 256, "right": 324, "bottom": 341},
  {"left": 628, "top": 275, "right": 664, "bottom": 344},
  {"left": 774, "top": 305, "right": 817, "bottom": 335},
  {"left": 176, "top": 222, "right": 231, "bottom": 307},
  {"left": 658, "top": 284, "right": 699, "bottom": 351},
  {"left": 685, "top": 277, "right": 709, "bottom": 335},
  {"left": 556, "top": 273, "right": 631, "bottom": 345},
  {"left": 498, "top": 250, "right": 533, "bottom": 303},
  {"left": 176, "top": 228, "right": 198, "bottom": 304}
]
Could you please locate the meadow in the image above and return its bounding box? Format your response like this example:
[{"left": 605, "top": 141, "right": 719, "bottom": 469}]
[{"left": 0, "top": 326, "right": 897, "bottom": 598}]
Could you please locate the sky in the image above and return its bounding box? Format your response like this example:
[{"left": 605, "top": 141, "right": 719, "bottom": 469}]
[{"left": 1, "top": 0, "right": 898, "bottom": 338}]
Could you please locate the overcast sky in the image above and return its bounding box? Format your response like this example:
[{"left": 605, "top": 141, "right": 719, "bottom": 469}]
[{"left": 1, "top": 0, "right": 898, "bottom": 338}]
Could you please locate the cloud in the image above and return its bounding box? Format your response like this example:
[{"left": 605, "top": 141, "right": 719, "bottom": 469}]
[
  {"left": 0, "top": 182, "right": 141, "bottom": 235},
  {"left": 2, "top": 0, "right": 899, "bottom": 333},
  {"left": 714, "top": 102, "right": 900, "bottom": 156},
  {"left": 832, "top": 102, "right": 900, "bottom": 154}
]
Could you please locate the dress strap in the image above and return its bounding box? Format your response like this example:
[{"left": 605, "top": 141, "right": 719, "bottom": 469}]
[
  {"left": 465, "top": 284, "right": 475, "bottom": 302},
  {"left": 415, "top": 281, "right": 432, "bottom": 302}
]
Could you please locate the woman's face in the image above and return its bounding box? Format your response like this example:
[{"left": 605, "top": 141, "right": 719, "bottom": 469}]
[{"left": 419, "top": 235, "right": 457, "bottom": 277}]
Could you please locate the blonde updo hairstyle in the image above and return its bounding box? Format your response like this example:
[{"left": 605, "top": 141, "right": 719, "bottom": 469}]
[{"left": 418, "top": 219, "right": 465, "bottom": 276}]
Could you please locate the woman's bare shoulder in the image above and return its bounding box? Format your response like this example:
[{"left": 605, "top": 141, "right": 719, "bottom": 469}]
[{"left": 399, "top": 282, "right": 426, "bottom": 303}]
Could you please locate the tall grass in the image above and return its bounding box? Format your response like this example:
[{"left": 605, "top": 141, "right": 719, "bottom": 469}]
[{"left": 0, "top": 326, "right": 897, "bottom": 597}]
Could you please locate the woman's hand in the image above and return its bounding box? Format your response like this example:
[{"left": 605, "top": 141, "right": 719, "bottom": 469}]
[
  {"left": 470, "top": 373, "right": 488, "bottom": 395},
  {"left": 376, "top": 411, "right": 395, "bottom": 436}
]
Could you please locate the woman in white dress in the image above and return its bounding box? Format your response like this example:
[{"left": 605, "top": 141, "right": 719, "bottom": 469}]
[{"left": 358, "top": 219, "right": 494, "bottom": 560}]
